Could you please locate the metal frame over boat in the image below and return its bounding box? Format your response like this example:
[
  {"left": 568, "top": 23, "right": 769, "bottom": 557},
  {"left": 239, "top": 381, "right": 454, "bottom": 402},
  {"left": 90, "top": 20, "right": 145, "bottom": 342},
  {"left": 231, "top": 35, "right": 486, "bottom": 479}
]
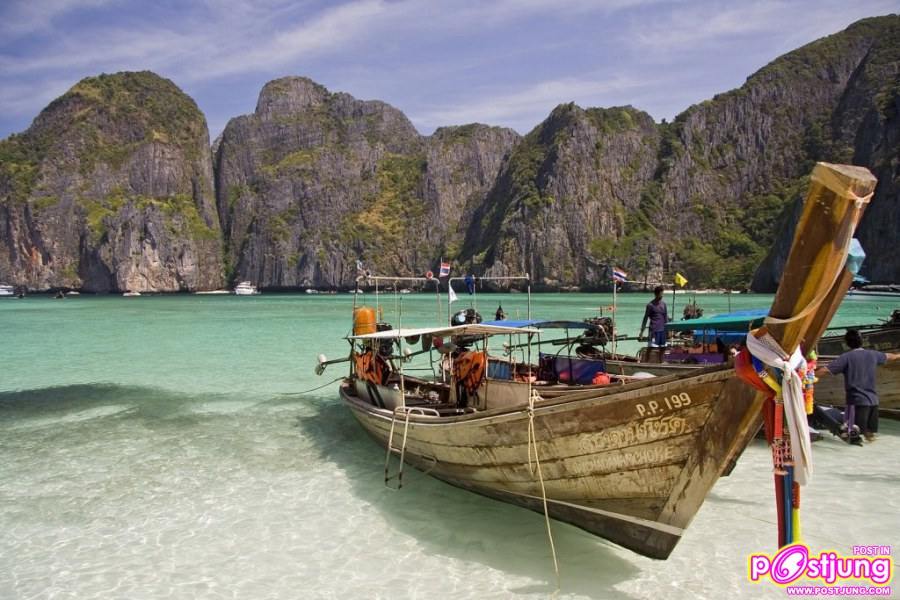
[{"left": 328, "top": 162, "right": 877, "bottom": 559}]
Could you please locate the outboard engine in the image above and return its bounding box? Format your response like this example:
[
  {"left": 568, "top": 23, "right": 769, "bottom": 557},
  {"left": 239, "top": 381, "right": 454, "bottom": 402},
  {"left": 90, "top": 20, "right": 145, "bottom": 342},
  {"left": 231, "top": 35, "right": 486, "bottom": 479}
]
[
  {"left": 582, "top": 316, "right": 614, "bottom": 347},
  {"left": 451, "top": 308, "right": 483, "bottom": 326},
  {"left": 376, "top": 322, "right": 395, "bottom": 357},
  {"left": 451, "top": 309, "right": 483, "bottom": 349}
]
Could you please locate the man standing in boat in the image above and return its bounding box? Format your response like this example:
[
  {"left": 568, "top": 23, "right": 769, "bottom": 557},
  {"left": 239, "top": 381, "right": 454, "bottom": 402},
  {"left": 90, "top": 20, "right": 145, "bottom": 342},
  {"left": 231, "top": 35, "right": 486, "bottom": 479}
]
[
  {"left": 816, "top": 329, "right": 900, "bottom": 442},
  {"left": 638, "top": 285, "right": 669, "bottom": 351}
]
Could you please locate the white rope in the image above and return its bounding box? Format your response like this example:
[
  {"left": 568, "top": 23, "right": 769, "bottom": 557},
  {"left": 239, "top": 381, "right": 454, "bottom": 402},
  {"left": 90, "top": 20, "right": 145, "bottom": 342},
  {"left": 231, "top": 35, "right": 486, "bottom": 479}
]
[
  {"left": 524, "top": 337, "right": 560, "bottom": 592},
  {"left": 526, "top": 387, "right": 560, "bottom": 591},
  {"left": 745, "top": 332, "right": 813, "bottom": 485}
]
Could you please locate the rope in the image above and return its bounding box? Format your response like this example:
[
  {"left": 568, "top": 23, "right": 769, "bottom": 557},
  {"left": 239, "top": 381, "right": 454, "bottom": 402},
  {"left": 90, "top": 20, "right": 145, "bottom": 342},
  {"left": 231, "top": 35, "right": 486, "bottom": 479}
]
[
  {"left": 278, "top": 377, "right": 344, "bottom": 396},
  {"left": 526, "top": 371, "right": 560, "bottom": 592}
]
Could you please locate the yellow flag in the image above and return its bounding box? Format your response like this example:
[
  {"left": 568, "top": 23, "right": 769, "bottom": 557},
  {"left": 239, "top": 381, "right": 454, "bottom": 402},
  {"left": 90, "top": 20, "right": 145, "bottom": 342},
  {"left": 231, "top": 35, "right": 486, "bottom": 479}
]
[{"left": 674, "top": 272, "right": 688, "bottom": 288}]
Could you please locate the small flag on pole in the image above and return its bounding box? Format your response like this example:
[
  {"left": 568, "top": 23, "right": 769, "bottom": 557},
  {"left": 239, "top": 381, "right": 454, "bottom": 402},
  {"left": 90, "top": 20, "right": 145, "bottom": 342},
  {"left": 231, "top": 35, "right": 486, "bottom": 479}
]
[
  {"left": 612, "top": 267, "right": 628, "bottom": 283},
  {"left": 674, "top": 272, "right": 688, "bottom": 288},
  {"left": 439, "top": 261, "right": 451, "bottom": 277},
  {"left": 448, "top": 283, "right": 458, "bottom": 304}
]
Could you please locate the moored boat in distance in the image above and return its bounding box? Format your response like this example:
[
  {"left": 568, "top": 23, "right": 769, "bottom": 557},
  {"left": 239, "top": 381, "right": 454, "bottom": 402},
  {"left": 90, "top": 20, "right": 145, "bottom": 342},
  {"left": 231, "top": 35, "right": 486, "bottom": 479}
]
[
  {"left": 321, "top": 162, "right": 877, "bottom": 559},
  {"left": 234, "top": 281, "right": 260, "bottom": 295},
  {"left": 816, "top": 309, "right": 900, "bottom": 355},
  {"left": 122, "top": 291, "right": 141, "bottom": 297},
  {"left": 846, "top": 284, "right": 900, "bottom": 298},
  {"left": 0, "top": 284, "right": 15, "bottom": 297}
]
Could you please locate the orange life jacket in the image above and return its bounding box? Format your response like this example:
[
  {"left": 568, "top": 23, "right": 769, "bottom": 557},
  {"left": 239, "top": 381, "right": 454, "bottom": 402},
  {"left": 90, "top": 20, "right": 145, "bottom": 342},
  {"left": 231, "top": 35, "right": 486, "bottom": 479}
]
[
  {"left": 454, "top": 351, "right": 486, "bottom": 394},
  {"left": 354, "top": 350, "right": 387, "bottom": 385}
]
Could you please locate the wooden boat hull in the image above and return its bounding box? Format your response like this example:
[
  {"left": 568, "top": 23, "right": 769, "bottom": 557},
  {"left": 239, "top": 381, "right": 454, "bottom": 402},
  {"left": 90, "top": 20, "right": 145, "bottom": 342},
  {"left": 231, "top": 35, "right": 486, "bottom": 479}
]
[
  {"left": 813, "top": 358, "right": 900, "bottom": 412},
  {"left": 603, "top": 359, "right": 704, "bottom": 378},
  {"left": 340, "top": 368, "right": 763, "bottom": 559},
  {"left": 604, "top": 353, "right": 900, "bottom": 415},
  {"left": 816, "top": 323, "right": 900, "bottom": 413}
]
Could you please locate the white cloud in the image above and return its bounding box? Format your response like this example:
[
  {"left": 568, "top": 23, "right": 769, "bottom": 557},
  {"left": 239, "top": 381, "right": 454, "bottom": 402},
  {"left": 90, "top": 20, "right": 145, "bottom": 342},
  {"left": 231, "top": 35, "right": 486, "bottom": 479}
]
[
  {"left": 0, "top": 28, "right": 196, "bottom": 76},
  {"left": 190, "top": 0, "right": 392, "bottom": 79},
  {"left": 630, "top": 0, "right": 900, "bottom": 54},
  {"left": 411, "top": 75, "right": 649, "bottom": 132},
  {"left": 0, "top": 77, "right": 76, "bottom": 117},
  {"left": 0, "top": 0, "right": 117, "bottom": 38},
  {"left": 1, "top": 0, "right": 898, "bottom": 138}
]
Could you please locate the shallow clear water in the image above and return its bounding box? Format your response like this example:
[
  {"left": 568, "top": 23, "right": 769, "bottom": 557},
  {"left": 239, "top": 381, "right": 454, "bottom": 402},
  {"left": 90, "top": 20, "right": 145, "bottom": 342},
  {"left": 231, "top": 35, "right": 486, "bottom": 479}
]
[{"left": 1, "top": 292, "right": 897, "bottom": 599}]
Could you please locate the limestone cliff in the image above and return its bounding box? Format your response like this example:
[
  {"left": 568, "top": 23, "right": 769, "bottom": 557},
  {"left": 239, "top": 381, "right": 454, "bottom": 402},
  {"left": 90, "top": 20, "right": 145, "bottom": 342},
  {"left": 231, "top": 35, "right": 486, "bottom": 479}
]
[
  {"left": 0, "top": 71, "right": 223, "bottom": 292},
  {"left": 214, "top": 77, "right": 518, "bottom": 288},
  {"left": 3, "top": 16, "right": 899, "bottom": 293},
  {"left": 657, "top": 16, "right": 900, "bottom": 290},
  {"left": 461, "top": 104, "right": 660, "bottom": 289},
  {"left": 462, "top": 15, "right": 900, "bottom": 289}
]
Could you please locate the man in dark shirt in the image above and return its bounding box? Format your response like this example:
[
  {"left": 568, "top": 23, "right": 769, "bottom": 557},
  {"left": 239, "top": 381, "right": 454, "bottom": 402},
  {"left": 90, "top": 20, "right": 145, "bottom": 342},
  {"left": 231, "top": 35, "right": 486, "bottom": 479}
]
[
  {"left": 639, "top": 285, "right": 669, "bottom": 348},
  {"left": 816, "top": 329, "right": 900, "bottom": 442}
]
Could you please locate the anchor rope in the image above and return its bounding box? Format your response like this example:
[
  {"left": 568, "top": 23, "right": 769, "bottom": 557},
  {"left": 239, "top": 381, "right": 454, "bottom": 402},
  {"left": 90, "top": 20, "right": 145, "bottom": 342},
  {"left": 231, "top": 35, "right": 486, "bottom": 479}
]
[
  {"left": 278, "top": 376, "right": 343, "bottom": 396},
  {"left": 525, "top": 344, "right": 560, "bottom": 593}
]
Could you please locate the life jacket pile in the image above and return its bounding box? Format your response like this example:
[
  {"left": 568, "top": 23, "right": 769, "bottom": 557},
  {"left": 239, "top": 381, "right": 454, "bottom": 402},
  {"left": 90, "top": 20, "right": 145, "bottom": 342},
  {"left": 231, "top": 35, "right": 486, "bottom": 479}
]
[{"left": 354, "top": 350, "right": 388, "bottom": 385}]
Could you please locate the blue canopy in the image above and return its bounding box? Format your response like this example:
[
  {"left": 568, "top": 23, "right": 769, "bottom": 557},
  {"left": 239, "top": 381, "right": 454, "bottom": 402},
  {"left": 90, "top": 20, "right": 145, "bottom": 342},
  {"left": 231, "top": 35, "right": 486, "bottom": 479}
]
[
  {"left": 665, "top": 308, "right": 768, "bottom": 333},
  {"left": 481, "top": 319, "right": 596, "bottom": 330}
]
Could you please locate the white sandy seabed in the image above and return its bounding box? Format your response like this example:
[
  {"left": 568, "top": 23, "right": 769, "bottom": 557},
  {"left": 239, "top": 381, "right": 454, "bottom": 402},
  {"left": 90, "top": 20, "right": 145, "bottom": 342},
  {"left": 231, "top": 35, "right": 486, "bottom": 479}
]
[{"left": 0, "top": 391, "right": 898, "bottom": 600}]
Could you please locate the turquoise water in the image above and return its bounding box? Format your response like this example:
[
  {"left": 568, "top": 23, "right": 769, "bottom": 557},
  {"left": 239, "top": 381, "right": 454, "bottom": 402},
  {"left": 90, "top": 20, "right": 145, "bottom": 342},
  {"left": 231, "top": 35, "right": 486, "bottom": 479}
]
[{"left": 1, "top": 292, "right": 897, "bottom": 599}]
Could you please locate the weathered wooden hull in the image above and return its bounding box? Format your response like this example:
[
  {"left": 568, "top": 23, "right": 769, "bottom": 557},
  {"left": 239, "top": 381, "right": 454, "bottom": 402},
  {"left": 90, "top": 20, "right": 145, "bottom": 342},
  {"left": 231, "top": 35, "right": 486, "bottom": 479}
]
[
  {"left": 606, "top": 350, "right": 900, "bottom": 414},
  {"left": 815, "top": 325, "right": 900, "bottom": 412},
  {"left": 341, "top": 368, "right": 764, "bottom": 559},
  {"left": 814, "top": 358, "right": 900, "bottom": 411},
  {"left": 604, "top": 359, "right": 705, "bottom": 378}
]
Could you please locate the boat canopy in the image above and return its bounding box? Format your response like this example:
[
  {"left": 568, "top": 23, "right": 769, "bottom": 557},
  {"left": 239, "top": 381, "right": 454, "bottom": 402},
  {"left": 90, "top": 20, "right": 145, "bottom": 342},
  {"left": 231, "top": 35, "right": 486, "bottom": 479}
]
[
  {"left": 481, "top": 319, "right": 594, "bottom": 330},
  {"left": 348, "top": 323, "right": 539, "bottom": 340},
  {"left": 665, "top": 309, "right": 768, "bottom": 333}
]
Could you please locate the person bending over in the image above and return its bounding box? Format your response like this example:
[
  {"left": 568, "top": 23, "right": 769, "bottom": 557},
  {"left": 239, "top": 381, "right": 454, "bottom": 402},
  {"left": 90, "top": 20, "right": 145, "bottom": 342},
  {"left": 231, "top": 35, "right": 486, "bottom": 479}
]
[{"left": 816, "top": 328, "right": 900, "bottom": 442}]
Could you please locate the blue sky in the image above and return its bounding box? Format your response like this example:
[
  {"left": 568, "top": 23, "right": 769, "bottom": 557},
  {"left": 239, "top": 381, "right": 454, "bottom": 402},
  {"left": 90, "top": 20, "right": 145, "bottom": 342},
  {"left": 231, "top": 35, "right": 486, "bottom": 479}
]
[{"left": 1, "top": 0, "right": 899, "bottom": 141}]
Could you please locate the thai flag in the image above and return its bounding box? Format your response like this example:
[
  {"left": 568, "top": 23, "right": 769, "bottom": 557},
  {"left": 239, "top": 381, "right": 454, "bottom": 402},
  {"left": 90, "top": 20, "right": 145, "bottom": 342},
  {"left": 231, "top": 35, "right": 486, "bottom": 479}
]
[
  {"left": 439, "top": 261, "right": 451, "bottom": 277},
  {"left": 612, "top": 267, "right": 628, "bottom": 283}
]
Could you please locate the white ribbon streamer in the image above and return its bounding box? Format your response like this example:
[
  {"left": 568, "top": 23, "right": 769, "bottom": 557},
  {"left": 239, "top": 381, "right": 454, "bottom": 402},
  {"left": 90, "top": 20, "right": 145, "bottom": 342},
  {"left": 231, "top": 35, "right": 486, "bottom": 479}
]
[{"left": 745, "top": 332, "right": 813, "bottom": 485}]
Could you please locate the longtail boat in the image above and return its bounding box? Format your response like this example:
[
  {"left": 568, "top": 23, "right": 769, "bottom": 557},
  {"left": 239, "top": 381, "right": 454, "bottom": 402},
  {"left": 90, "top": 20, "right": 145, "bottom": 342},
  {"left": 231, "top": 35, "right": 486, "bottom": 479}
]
[{"left": 328, "top": 162, "right": 876, "bottom": 559}]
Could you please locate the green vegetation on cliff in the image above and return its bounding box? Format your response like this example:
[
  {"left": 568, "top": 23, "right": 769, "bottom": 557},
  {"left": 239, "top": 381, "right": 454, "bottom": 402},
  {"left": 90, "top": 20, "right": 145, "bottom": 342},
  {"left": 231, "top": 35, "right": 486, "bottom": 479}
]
[
  {"left": 338, "top": 153, "right": 427, "bottom": 266},
  {"left": 80, "top": 192, "right": 217, "bottom": 244},
  {"left": 64, "top": 71, "right": 206, "bottom": 151}
]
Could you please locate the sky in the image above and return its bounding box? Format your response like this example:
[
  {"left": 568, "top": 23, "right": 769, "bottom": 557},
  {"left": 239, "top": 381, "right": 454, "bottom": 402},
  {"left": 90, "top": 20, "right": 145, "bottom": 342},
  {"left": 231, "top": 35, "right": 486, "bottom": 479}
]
[{"left": 1, "top": 0, "right": 899, "bottom": 141}]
